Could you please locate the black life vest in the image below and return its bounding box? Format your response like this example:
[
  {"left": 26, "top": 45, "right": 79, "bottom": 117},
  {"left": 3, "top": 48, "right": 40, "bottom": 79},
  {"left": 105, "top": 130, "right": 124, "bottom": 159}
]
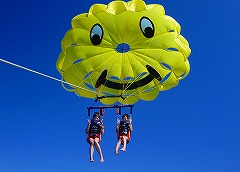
[
  {"left": 89, "top": 120, "right": 102, "bottom": 136},
  {"left": 119, "top": 121, "right": 130, "bottom": 135}
]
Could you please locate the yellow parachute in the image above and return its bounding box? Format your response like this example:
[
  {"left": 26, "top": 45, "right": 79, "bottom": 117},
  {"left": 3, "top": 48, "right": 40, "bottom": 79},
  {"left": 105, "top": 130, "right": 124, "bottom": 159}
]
[{"left": 56, "top": 0, "right": 191, "bottom": 105}]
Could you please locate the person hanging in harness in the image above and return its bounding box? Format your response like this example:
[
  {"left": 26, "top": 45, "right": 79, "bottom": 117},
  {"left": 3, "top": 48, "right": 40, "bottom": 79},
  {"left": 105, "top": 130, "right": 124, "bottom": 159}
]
[
  {"left": 114, "top": 113, "right": 133, "bottom": 155},
  {"left": 85, "top": 112, "right": 104, "bottom": 163}
]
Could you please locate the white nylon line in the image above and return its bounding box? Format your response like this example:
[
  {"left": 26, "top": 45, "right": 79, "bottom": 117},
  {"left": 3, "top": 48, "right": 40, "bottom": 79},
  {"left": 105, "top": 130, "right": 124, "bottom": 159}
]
[{"left": 0, "top": 58, "right": 95, "bottom": 94}]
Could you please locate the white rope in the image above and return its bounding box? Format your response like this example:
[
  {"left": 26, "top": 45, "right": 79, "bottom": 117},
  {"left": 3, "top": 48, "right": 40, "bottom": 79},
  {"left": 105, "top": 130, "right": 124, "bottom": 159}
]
[{"left": 0, "top": 58, "right": 95, "bottom": 94}]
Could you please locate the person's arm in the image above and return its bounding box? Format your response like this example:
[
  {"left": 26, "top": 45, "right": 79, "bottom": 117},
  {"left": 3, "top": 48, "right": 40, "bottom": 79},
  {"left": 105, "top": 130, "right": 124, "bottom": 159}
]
[
  {"left": 85, "top": 119, "right": 91, "bottom": 134},
  {"left": 100, "top": 124, "right": 104, "bottom": 135},
  {"left": 116, "top": 119, "right": 120, "bottom": 133},
  {"left": 129, "top": 118, "right": 133, "bottom": 131}
]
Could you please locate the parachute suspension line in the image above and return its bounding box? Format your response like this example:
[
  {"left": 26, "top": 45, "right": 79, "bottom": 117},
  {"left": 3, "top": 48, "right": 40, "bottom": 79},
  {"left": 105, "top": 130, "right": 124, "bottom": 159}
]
[
  {"left": 121, "top": 37, "right": 156, "bottom": 97},
  {"left": 121, "top": 53, "right": 125, "bottom": 96},
  {"left": 65, "top": 56, "right": 94, "bottom": 94},
  {"left": 124, "top": 77, "right": 160, "bottom": 100},
  {"left": 94, "top": 55, "right": 121, "bottom": 100},
  {"left": 116, "top": 106, "right": 121, "bottom": 124},
  {"left": 87, "top": 104, "right": 133, "bottom": 120},
  {"left": 91, "top": 53, "right": 111, "bottom": 88},
  {"left": 125, "top": 84, "right": 161, "bottom": 103},
  {"left": 120, "top": 17, "right": 129, "bottom": 95},
  {"left": 87, "top": 106, "right": 105, "bottom": 123},
  {"left": 123, "top": 10, "right": 157, "bottom": 94},
  {"left": 0, "top": 58, "right": 96, "bottom": 94},
  {"left": 115, "top": 105, "right": 133, "bottom": 122},
  {"left": 120, "top": 67, "right": 145, "bottom": 97},
  {"left": 94, "top": 55, "right": 115, "bottom": 98},
  {"left": 120, "top": 19, "right": 134, "bottom": 95},
  {"left": 87, "top": 107, "right": 91, "bottom": 121},
  {"left": 120, "top": 55, "right": 145, "bottom": 93},
  {"left": 94, "top": 56, "right": 125, "bottom": 103},
  {"left": 128, "top": 104, "right": 133, "bottom": 121},
  {"left": 100, "top": 108, "right": 105, "bottom": 123}
]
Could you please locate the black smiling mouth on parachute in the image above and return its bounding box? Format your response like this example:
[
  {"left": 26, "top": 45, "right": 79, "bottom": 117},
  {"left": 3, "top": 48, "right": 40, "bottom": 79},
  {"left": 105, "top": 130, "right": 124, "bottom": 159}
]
[
  {"left": 91, "top": 17, "right": 162, "bottom": 90},
  {"left": 95, "top": 65, "right": 162, "bottom": 90}
]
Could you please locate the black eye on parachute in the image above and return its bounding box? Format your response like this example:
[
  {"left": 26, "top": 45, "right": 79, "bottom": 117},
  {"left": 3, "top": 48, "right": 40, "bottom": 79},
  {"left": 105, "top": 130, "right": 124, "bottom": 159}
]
[
  {"left": 90, "top": 24, "right": 103, "bottom": 45},
  {"left": 140, "top": 17, "right": 154, "bottom": 38}
]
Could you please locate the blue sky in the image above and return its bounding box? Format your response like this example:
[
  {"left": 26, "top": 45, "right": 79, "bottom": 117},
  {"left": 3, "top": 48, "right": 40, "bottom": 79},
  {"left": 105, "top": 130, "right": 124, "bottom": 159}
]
[{"left": 0, "top": 0, "right": 239, "bottom": 171}]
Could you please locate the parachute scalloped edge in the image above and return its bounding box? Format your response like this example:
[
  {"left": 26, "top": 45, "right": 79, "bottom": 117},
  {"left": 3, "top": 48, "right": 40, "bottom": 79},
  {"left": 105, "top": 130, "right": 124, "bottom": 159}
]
[{"left": 56, "top": 0, "right": 191, "bottom": 105}]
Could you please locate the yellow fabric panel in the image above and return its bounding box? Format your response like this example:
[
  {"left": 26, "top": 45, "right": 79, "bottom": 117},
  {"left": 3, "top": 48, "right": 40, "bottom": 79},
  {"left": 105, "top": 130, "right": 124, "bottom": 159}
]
[
  {"left": 106, "top": 1, "right": 128, "bottom": 15},
  {"left": 88, "top": 4, "right": 107, "bottom": 16},
  {"left": 130, "top": 51, "right": 170, "bottom": 78},
  {"left": 138, "top": 81, "right": 159, "bottom": 101},
  {"left": 176, "top": 60, "right": 190, "bottom": 80},
  {"left": 159, "top": 72, "right": 179, "bottom": 91},
  {"left": 56, "top": 51, "right": 66, "bottom": 73},
  {"left": 125, "top": 53, "right": 149, "bottom": 79},
  {"left": 76, "top": 86, "right": 96, "bottom": 98},
  {"left": 119, "top": 91, "right": 139, "bottom": 104},
  {"left": 127, "top": 0, "right": 146, "bottom": 12},
  {"left": 56, "top": 0, "right": 191, "bottom": 105}
]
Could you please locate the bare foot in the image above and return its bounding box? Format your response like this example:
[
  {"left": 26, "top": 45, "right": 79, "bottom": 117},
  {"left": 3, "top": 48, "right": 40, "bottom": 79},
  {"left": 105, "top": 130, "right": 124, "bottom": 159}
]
[
  {"left": 120, "top": 148, "right": 126, "bottom": 151},
  {"left": 100, "top": 157, "right": 104, "bottom": 163},
  {"left": 114, "top": 151, "right": 119, "bottom": 155},
  {"left": 90, "top": 159, "right": 94, "bottom": 162}
]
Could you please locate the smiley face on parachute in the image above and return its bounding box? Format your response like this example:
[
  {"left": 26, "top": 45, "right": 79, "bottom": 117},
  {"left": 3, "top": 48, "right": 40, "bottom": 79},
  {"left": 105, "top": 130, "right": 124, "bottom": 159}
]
[{"left": 56, "top": 0, "right": 191, "bottom": 105}]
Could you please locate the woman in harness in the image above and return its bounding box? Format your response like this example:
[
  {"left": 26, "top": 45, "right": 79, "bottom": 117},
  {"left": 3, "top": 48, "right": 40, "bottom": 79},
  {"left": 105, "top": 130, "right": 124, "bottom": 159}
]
[
  {"left": 114, "top": 114, "right": 133, "bottom": 155},
  {"left": 85, "top": 112, "right": 104, "bottom": 163}
]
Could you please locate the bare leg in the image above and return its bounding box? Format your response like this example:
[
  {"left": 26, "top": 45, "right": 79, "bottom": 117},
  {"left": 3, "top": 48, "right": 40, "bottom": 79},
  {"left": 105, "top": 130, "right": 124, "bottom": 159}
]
[
  {"left": 115, "top": 140, "right": 122, "bottom": 155},
  {"left": 120, "top": 136, "right": 127, "bottom": 151},
  {"left": 88, "top": 138, "right": 94, "bottom": 162},
  {"left": 94, "top": 139, "right": 104, "bottom": 163}
]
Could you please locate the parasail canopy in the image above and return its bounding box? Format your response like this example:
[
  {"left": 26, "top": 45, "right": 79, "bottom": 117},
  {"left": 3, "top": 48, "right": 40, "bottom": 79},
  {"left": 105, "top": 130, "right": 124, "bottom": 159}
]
[{"left": 56, "top": 0, "right": 191, "bottom": 105}]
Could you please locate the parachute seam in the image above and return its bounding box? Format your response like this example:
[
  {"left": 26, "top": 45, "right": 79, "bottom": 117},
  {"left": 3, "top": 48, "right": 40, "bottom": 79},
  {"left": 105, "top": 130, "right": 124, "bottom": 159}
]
[{"left": 122, "top": 38, "right": 154, "bottom": 92}]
